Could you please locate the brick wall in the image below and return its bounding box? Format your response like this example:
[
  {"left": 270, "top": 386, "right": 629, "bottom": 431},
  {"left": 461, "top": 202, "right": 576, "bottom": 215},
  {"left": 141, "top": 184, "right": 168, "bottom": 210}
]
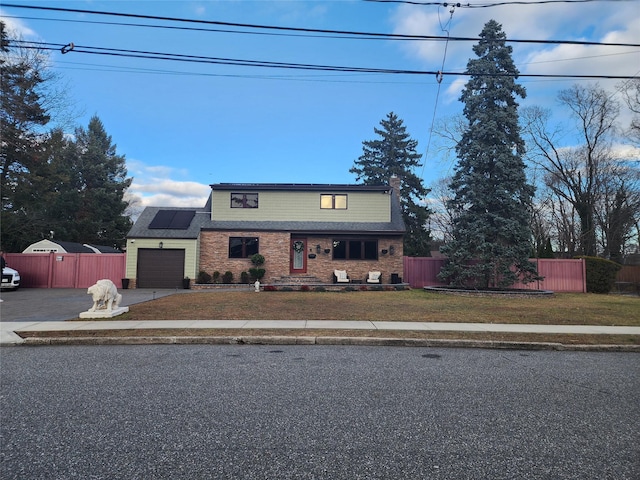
[
  {"left": 199, "top": 231, "right": 289, "bottom": 283},
  {"left": 199, "top": 231, "right": 404, "bottom": 284},
  {"left": 303, "top": 236, "right": 403, "bottom": 283}
]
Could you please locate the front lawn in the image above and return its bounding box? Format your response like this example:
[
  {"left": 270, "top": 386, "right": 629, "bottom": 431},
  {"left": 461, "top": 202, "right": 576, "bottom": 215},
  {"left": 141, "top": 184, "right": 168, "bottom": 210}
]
[{"left": 112, "top": 290, "right": 639, "bottom": 326}]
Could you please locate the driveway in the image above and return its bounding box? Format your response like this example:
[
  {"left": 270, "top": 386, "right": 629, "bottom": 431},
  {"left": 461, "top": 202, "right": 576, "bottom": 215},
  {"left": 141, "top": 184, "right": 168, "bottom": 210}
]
[{"left": 0, "top": 288, "right": 186, "bottom": 322}]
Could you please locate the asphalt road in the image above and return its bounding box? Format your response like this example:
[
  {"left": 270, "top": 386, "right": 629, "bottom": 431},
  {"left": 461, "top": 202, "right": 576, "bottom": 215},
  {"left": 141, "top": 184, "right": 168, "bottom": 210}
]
[{"left": 1, "top": 345, "right": 638, "bottom": 479}]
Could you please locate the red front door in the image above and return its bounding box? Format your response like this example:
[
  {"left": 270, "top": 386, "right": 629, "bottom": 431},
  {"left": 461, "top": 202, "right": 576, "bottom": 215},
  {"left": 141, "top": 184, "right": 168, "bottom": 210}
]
[{"left": 290, "top": 237, "right": 307, "bottom": 274}]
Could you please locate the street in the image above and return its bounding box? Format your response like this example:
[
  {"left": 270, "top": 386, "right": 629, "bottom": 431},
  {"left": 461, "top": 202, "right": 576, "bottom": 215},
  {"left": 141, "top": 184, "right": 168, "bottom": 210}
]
[{"left": 1, "top": 345, "right": 638, "bottom": 479}]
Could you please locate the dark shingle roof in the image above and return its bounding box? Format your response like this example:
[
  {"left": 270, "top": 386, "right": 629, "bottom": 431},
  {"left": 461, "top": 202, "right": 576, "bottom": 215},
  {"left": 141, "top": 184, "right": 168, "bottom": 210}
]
[
  {"left": 55, "top": 241, "right": 95, "bottom": 253},
  {"left": 211, "top": 183, "right": 391, "bottom": 193},
  {"left": 86, "top": 244, "right": 122, "bottom": 253}
]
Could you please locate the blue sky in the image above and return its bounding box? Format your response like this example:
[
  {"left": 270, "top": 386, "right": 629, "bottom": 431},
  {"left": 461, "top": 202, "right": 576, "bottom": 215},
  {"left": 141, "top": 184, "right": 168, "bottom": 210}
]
[{"left": 2, "top": 0, "right": 639, "bottom": 212}]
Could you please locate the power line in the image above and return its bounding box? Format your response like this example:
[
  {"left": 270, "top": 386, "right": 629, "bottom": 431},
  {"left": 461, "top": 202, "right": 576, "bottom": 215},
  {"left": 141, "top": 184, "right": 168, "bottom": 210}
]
[
  {"left": 420, "top": 4, "right": 457, "bottom": 181},
  {"left": 3, "top": 3, "right": 639, "bottom": 48},
  {"left": 11, "top": 40, "right": 638, "bottom": 80},
  {"left": 364, "top": 0, "right": 620, "bottom": 6},
  {"left": 1, "top": 14, "right": 394, "bottom": 42}
]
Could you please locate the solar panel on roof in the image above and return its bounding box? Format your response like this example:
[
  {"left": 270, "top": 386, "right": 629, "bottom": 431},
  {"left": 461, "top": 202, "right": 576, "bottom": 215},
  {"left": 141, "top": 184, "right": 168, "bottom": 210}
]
[
  {"left": 171, "top": 210, "right": 196, "bottom": 229},
  {"left": 149, "top": 210, "right": 174, "bottom": 229},
  {"left": 149, "top": 210, "right": 196, "bottom": 229}
]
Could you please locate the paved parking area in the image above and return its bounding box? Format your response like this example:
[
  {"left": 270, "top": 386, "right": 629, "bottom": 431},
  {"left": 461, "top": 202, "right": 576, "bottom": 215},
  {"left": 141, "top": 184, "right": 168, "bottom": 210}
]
[{"left": 0, "top": 288, "right": 186, "bottom": 322}]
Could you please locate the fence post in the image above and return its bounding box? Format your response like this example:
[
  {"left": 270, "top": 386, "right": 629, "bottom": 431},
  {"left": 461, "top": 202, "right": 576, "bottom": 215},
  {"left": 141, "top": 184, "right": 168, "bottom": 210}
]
[{"left": 47, "top": 252, "right": 54, "bottom": 288}]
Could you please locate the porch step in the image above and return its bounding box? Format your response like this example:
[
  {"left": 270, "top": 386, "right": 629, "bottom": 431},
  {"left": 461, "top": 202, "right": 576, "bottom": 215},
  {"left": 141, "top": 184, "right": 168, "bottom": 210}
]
[{"left": 273, "top": 275, "right": 325, "bottom": 285}]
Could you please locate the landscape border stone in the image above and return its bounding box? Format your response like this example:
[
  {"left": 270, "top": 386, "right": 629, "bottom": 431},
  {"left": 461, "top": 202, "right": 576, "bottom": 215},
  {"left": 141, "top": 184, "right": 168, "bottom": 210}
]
[{"left": 424, "top": 286, "right": 555, "bottom": 296}]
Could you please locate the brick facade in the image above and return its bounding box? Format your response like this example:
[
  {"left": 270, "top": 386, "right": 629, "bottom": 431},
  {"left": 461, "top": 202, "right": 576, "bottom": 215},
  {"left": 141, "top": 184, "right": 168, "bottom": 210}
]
[{"left": 199, "top": 231, "right": 404, "bottom": 284}]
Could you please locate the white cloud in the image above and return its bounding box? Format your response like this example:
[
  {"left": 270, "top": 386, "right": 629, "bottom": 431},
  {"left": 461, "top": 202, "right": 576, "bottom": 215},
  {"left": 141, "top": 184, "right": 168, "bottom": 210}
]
[
  {"left": 126, "top": 160, "right": 210, "bottom": 208},
  {"left": 0, "top": 11, "right": 36, "bottom": 37},
  {"left": 390, "top": 2, "right": 639, "bottom": 79},
  {"left": 612, "top": 144, "right": 640, "bottom": 162},
  {"left": 390, "top": 2, "right": 639, "bottom": 130}
]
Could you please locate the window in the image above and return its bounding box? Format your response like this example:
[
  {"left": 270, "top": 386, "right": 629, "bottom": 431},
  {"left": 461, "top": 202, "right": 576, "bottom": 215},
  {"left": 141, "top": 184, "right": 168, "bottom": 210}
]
[
  {"left": 229, "top": 237, "right": 259, "bottom": 258},
  {"left": 231, "top": 193, "right": 258, "bottom": 208},
  {"left": 320, "top": 194, "right": 347, "bottom": 209},
  {"left": 332, "top": 239, "right": 378, "bottom": 260}
]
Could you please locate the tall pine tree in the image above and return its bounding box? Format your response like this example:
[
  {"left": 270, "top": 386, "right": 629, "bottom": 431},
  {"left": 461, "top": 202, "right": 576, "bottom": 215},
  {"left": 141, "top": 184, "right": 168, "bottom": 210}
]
[
  {"left": 68, "top": 116, "right": 132, "bottom": 248},
  {"left": 0, "top": 21, "right": 52, "bottom": 251},
  {"left": 439, "top": 20, "right": 539, "bottom": 288},
  {"left": 350, "top": 112, "right": 431, "bottom": 256}
]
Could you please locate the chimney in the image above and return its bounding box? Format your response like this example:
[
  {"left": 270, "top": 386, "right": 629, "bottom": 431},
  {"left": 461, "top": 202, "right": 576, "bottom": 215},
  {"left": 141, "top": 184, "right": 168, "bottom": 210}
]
[{"left": 389, "top": 175, "right": 401, "bottom": 197}]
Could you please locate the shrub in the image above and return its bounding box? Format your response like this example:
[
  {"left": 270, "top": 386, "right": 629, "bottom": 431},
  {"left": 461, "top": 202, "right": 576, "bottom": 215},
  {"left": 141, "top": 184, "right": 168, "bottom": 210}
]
[
  {"left": 240, "top": 271, "right": 250, "bottom": 284},
  {"left": 212, "top": 271, "right": 221, "bottom": 283},
  {"left": 197, "top": 271, "right": 212, "bottom": 284},
  {"left": 249, "top": 267, "right": 266, "bottom": 281},
  {"left": 250, "top": 253, "right": 265, "bottom": 266},
  {"left": 264, "top": 285, "right": 277, "bottom": 292},
  {"left": 300, "top": 285, "right": 310, "bottom": 291},
  {"left": 222, "top": 271, "right": 234, "bottom": 284},
  {"left": 314, "top": 286, "right": 326, "bottom": 292},
  {"left": 576, "top": 256, "right": 622, "bottom": 293}
]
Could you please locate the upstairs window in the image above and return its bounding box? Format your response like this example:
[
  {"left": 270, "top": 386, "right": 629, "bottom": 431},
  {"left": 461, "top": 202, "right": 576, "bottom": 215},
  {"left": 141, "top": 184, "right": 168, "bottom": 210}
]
[
  {"left": 320, "top": 194, "right": 347, "bottom": 210},
  {"left": 231, "top": 192, "right": 258, "bottom": 208},
  {"left": 229, "top": 237, "right": 259, "bottom": 258}
]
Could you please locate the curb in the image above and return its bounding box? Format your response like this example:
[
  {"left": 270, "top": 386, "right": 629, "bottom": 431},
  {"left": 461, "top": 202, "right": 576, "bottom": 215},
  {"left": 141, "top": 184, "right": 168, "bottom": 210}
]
[{"left": 18, "top": 335, "right": 640, "bottom": 352}]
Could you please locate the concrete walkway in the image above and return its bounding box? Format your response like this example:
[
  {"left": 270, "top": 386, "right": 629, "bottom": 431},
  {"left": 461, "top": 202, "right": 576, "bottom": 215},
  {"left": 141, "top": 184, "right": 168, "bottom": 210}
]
[{"left": 2, "top": 319, "right": 639, "bottom": 347}]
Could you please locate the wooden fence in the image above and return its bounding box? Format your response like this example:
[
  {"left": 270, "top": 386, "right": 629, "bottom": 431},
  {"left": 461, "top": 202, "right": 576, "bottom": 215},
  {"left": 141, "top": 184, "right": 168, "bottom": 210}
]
[
  {"left": 5, "top": 253, "right": 619, "bottom": 293},
  {"left": 4, "top": 253, "right": 126, "bottom": 289},
  {"left": 617, "top": 265, "right": 640, "bottom": 284},
  {"left": 403, "top": 257, "right": 587, "bottom": 292}
]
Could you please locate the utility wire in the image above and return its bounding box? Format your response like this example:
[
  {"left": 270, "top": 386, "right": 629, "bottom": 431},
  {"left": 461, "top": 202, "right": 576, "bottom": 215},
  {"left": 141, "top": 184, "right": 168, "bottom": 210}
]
[
  {"left": 365, "top": 0, "right": 620, "bottom": 6},
  {"left": 11, "top": 40, "right": 638, "bottom": 80},
  {"left": 1, "top": 14, "right": 404, "bottom": 41},
  {"left": 420, "top": 5, "right": 456, "bottom": 182},
  {"left": 3, "top": 3, "right": 639, "bottom": 48}
]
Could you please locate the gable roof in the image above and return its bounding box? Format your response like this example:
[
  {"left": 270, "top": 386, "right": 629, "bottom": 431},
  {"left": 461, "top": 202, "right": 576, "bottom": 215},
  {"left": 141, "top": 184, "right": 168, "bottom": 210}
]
[{"left": 23, "top": 239, "right": 122, "bottom": 253}]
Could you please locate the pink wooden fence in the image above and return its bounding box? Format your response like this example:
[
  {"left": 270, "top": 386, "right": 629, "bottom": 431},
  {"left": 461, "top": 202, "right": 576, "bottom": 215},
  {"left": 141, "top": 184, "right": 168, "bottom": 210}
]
[
  {"left": 4, "top": 253, "right": 126, "bottom": 289},
  {"left": 403, "top": 257, "right": 586, "bottom": 292}
]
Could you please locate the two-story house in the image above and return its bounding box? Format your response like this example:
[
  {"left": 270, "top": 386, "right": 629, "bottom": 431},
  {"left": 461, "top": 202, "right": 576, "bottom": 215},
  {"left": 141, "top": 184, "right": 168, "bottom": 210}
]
[{"left": 125, "top": 178, "right": 405, "bottom": 288}]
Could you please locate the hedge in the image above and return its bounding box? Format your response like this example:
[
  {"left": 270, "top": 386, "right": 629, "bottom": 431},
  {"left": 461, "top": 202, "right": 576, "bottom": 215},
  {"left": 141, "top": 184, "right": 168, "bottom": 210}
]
[{"left": 575, "top": 256, "right": 622, "bottom": 293}]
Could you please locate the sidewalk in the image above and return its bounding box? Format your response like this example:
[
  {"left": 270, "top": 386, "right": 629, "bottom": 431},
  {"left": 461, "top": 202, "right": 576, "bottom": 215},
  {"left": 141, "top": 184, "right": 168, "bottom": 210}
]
[{"left": 2, "top": 320, "right": 639, "bottom": 349}]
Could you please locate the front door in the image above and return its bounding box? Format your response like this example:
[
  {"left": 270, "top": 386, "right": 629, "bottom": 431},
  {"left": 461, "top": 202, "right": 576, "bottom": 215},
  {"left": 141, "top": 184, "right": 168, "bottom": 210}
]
[{"left": 290, "top": 237, "right": 307, "bottom": 274}]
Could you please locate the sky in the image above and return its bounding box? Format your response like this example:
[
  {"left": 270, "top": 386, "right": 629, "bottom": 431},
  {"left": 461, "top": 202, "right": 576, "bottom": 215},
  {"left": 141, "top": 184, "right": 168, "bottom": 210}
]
[{"left": 2, "top": 0, "right": 639, "bottom": 213}]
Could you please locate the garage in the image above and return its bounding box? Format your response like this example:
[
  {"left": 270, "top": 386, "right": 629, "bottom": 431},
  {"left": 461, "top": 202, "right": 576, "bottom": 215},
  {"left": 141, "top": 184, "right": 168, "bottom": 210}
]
[{"left": 136, "top": 249, "right": 185, "bottom": 288}]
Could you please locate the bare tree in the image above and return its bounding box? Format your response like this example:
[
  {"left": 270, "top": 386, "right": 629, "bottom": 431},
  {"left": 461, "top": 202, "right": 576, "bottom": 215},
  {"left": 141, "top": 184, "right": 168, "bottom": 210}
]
[
  {"left": 522, "top": 84, "right": 621, "bottom": 257},
  {"left": 619, "top": 78, "right": 640, "bottom": 146},
  {"left": 595, "top": 161, "right": 640, "bottom": 262},
  {"left": 428, "top": 177, "right": 456, "bottom": 244}
]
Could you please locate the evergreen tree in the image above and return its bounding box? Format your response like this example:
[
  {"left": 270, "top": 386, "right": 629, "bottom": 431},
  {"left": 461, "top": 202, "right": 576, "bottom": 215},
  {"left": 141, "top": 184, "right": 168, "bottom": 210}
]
[
  {"left": 439, "top": 20, "right": 539, "bottom": 288},
  {"left": 350, "top": 112, "right": 431, "bottom": 256},
  {"left": 67, "top": 116, "right": 133, "bottom": 247},
  {"left": 540, "top": 238, "right": 555, "bottom": 258},
  {"left": 0, "top": 21, "right": 52, "bottom": 251}
]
